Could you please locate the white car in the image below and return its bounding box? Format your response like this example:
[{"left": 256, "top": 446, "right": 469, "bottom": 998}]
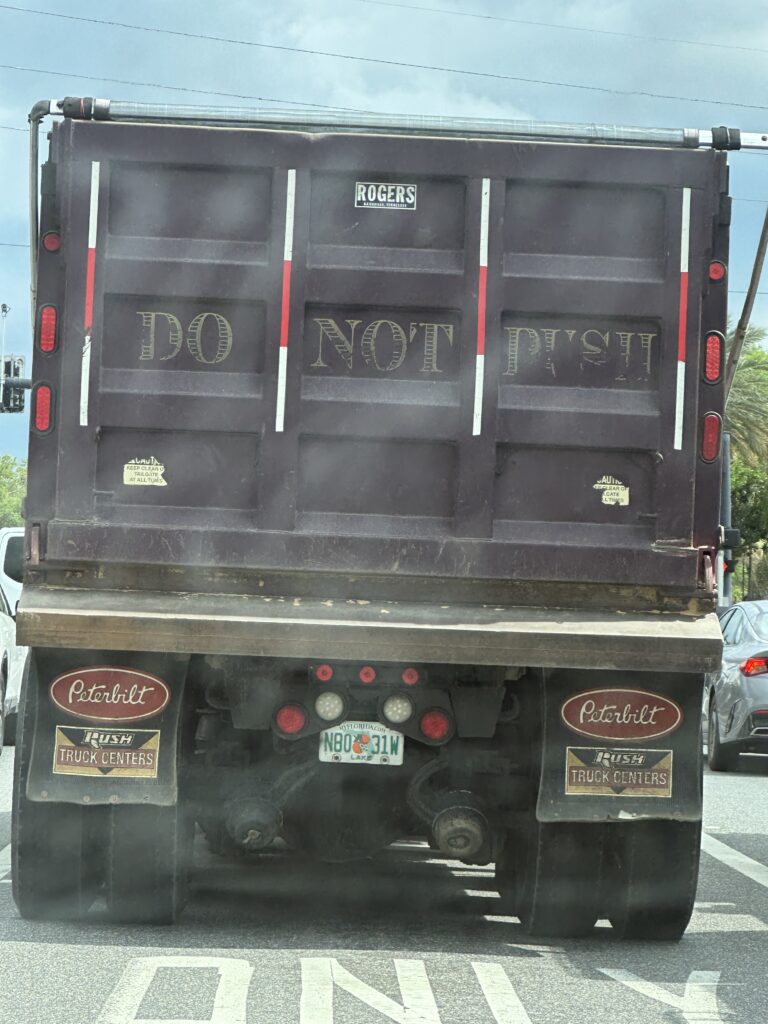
[
  {"left": 0, "top": 527, "right": 23, "bottom": 613},
  {"left": 0, "top": 581, "right": 28, "bottom": 747}
]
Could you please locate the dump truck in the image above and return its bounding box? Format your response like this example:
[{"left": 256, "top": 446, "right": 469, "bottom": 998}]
[{"left": 12, "top": 99, "right": 751, "bottom": 938}]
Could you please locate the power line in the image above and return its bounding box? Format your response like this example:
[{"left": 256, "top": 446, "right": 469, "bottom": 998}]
[
  {"left": 1, "top": 4, "right": 768, "bottom": 112},
  {"left": 0, "top": 63, "right": 377, "bottom": 113},
  {"left": 0, "top": 242, "right": 28, "bottom": 247},
  {"left": 358, "top": 0, "right": 768, "bottom": 57}
]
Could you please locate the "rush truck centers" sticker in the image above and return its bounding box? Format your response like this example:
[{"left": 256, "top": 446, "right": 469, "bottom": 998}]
[
  {"left": 565, "top": 747, "right": 673, "bottom": 798},
  {"left": 53, "top": 726, "right": 160, "bottom": 778}
]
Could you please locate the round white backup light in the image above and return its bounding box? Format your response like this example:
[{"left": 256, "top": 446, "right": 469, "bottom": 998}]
[
  {"left": 382, "top": 694, "right": 414, "bottom": 725},
  {"left": 314, "top": 691, "right": 345, "bottom": 722}
]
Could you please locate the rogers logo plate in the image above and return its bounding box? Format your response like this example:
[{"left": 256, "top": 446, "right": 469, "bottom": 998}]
[
  {"left": 560, "top": 688, "right": 683, "bottom": 742},
  {"left": 50, "top": 667, "right": 170, "bottom": 723}
]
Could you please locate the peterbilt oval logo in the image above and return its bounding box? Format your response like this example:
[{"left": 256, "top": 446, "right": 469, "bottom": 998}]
[
  {"left": 50, "top": 667, "right": 170, "bottom": 722},
  {"left": 561, "top": 688, "right": 683, "bottom": 741}
]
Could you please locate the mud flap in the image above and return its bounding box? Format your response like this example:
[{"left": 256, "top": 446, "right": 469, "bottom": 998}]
[
  {"left": 25, "top": 649, "right": 189, "bottom": 806},
  {"left": 537, "top": 669, "right": 703, "bottom": 823}
]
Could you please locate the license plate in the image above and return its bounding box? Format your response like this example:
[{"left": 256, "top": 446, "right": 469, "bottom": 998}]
[{"left": 319, "top": 720, "right": 404, "bottom": 766}]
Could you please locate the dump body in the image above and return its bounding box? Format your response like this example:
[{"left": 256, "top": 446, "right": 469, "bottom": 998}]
[{"left": 20, "top": 115, "right": 728, "bottom": 653}]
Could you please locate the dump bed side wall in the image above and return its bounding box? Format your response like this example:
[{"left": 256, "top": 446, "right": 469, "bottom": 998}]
[{"left": 25, "top": 121, "right": 728, "bottom": 602}]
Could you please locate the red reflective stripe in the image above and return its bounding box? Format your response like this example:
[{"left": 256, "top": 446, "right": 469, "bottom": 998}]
[
  {"left": 677, "top": 270, "right": 688, "bottom": 362},
  {"left": 280, "top": 260, "right": 292, "bottom": 349},
  {"left": 476, "top": 265, "right": 487, "bottom": 356},
  {"left": 84, "top": 248, "right": 96, "bottom": 333}
]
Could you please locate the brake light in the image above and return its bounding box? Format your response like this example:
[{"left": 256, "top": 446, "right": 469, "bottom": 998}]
[
  {"left": 420, "top": 709, "right": 452, "bottom": 742},
  {"left": 42, "top": 231, "right": 61, "bottom": 253},
  {"left": 33, "top": 384, "right": 52, "bottom": 432},
  {"left": 402, "top": 668, "right": 420, "bottom": 686},
  {"left": 38, "top": 305, "right": 58, "bottom": 353},
  {"left": 700, "top": 413, "right": 722, "bottom": 462},
  {"left": 315, "top": 664, "right": 334, "bottom": 682},
  {"left": 275, "top": 703, "right": 307, "bottom": 735},
  {"left": 359, "top": 666, "right": 377, "bottom": 684},
  {"left": 740, "top": 658, "right": 768, "bottom": 677},
  {"left": 703, "top": 333, "right": 723, "bottom": 383},
  {"left": 708, "top": 260, "right": 726, "bottom": 282}
]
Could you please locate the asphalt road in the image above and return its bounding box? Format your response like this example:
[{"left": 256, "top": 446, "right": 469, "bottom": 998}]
[{"left": 0, "top": 749, "right": 766, "bottom": 1024}]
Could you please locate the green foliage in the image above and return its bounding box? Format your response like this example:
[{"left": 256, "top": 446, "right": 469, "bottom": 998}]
[
  {"left": 0, "top": 455, "right": 26, "bottom": 527},
  {"left": 730, "top": 459, "right": 768, "bottom": 550},
  {"left": 725, "top": 322, "right": 768, "bottom": 465}
]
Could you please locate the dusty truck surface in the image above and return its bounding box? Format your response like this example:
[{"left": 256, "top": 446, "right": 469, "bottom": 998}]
[{"left": 14, "top": 98, "right": 739, "bottom": 938}]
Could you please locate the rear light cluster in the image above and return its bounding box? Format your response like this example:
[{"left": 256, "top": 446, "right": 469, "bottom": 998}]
[
  {"left": 419, "top": 709, "right": 452, "bottom": 742},
  {"left": 708, "top": 260, "right": 727, "bottom": 282},
  {"left": 700, "top": 413, "right": 722, "bottom": 462},
  {"left": 740, "top": 658, "right": 768, "bottom": 677},
  {"left": 312, "top": 663, "right": 422, "bottom": 687},
  {"left": 42, "top": 231, "right": 61, "bottom": 253}
]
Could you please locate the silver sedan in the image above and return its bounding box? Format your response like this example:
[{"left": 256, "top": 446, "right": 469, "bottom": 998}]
[{"left": 706, "top": 600, "right": 768, "bottom": 770}]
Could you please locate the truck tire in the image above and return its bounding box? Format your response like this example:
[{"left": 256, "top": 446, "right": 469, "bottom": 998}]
[
  {"left": 106, "top": 803, "right": 193, "bottom": 924},
  {"left": 707, "top": 699, "right": 739, "bottom": 772},
  {"left": 606, "top": 820, "right": 701, "bottom": 940},
  {"left": 497, "top": 819, "right": 602, "bottom": 937},
  {"left": 12, "top": 655, "right": 103, "bottom": 920}
]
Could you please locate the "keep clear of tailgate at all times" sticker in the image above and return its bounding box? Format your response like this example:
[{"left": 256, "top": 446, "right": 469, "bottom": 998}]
[
  {"left": 565, "top": 747, "right": 673, "bottom": 798},
  {"left": 53, "top": 726, "right": 160, "bottom": 778}
]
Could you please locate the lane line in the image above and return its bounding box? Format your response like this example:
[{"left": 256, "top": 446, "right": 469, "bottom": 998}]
[
  {"left": 701, "top": 833, "right": 768, "bottom": 890},
  {"left": 0, "top": 843, "right": 10, "bottom": 884}
]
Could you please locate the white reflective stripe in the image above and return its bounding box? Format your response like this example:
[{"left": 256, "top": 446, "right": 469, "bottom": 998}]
[
  {"left": 275, "top": 344, "right": 288, "bottom": 432},
  {"left": 680, "top": 187, "right": 691, "bottom": 273},
  {"left": 284, "top": 169, "right": 296, "bottom": 262},
  {"left": 79, "top": 334, "right": 92, "bottom": 426},
  {"left": 88, "top": 161, "right": 101, "bottom": 248},
  {"left": 673, "top": 358, "right": 685, "bottom": 450},
  {"left": 472, "top": 352, "right": 484, "bottom": 436},
  {"left": 479, "top": 178, "right": 490, "bottom": 267},
  {"left": 472, "top": 964, "right": 533, "bottom": 1024}
]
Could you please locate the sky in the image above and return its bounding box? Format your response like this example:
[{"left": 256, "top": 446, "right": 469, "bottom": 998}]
[{"left": 2, "top": 0, "right": 768, "bottom": 459}]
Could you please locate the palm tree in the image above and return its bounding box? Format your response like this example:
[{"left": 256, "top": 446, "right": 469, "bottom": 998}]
[{"left": 725, "top": 322, "right": 768, "bottom": 465}]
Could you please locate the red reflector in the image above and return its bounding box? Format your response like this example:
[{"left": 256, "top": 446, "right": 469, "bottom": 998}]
[
  {"left": 740, "top": 658, "right": 768, "bottom": 677},
  {"left": 275, "top": 703, "right": 307, "bottom": 735},
  {"left": 315, "top": 664, "right": 334, "bottom": 682},
  {"left": 708, "top": 260, "right": 726, "bottom": 282},
  {"left": 42, "top": 231, "right": 60, "bottom": 253},
  {"left": 704, "top": 333, "right": 722, "bottom": 383},
  {"left": 700, "top": 413, "right": 722, "bottom": 462},
  {"left": 359, "top": 666, "right": 377, "bottom": 684},
  {"left": 402, "top": 667, "right": 420, "bottom": 686},
  {"left": 420, "top": 709, "right": 452, "bottom": 742},
  {"left": 33, "top": 385, "right": 52, "bottom": 432},
  {"left": 39, "top": 305, "right": 57, "bottom": 353}
]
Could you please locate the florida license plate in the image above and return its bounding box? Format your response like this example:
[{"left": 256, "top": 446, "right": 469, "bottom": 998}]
[{"left": 319, "top": 720, "right": 404, "bottom": 766}]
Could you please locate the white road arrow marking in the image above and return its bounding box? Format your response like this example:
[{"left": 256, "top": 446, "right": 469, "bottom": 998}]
[
  {"left": 95, "top": 956, "right": 253, "bottom": 1024},
  {"left": 300, "top": 958, "right": 441, "bottom": 1023},
  {"left": 600, "top": 969, "right": 723, "bottom": 1024},
  {"left": 702, "top": 832, "right": 768, "bottom": 890}
]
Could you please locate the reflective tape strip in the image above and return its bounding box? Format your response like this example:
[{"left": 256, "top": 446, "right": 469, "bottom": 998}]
[
  {"left": 276, "top": 170, "right": 296, "bottom": 432},
  {"left": 674, "top": 187, "right": 691, "bottom": 451},
  {"left": 472, "top": 178, "right": 490, "bottom": 437},
  {"left": 80, "top": 161, "right": 100, "bottom": 426}
]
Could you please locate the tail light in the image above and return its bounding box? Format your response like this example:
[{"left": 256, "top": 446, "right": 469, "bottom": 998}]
[
  {"left": 382, "top": 694, "right": 414, "bottom": 725},
  {"left": 41, "top": 231, "right": 61, "bottom": 253},
  {"left": 700, "top": 413, "right": 722, "bottom": 462},
  {"left": 38, "top": 305, "right": 58, "bottom": 353},
  {"left": 708, "top": 260, "right": 726, "bottom": 282},
  {"left": 315, "top": 664, "right": 334, "bottom": 682},
  {"left": 703, "top": 332, "right": 723, "bottom": 383},
  {"left": 740, "top": 658, "right": 768, "bottom": 677},
  {"left": 401, "top": 668, "right": 420, "bottom": 686},
  {"left": 420, "top": 709, "right": 453, "bottom": 743},
  {"left": 275, "top": 703, "right": 307, "bottom": 735},
  {"left": 314, "top": 691, "right": 345, "bottom": 722},
  {"left": 359, "top": 666, "right": 377, "bottom": 684},
  {"left": 33, "top": 384, "right": 53, "bottom": 433}
]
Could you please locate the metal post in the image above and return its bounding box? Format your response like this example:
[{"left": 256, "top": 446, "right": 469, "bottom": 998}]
[
  {"left": 721, "top": 432, "right": 733, "bottom": 606},
  {"left": 0, "top": 303, "right": 9, "bottom": 408}
]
